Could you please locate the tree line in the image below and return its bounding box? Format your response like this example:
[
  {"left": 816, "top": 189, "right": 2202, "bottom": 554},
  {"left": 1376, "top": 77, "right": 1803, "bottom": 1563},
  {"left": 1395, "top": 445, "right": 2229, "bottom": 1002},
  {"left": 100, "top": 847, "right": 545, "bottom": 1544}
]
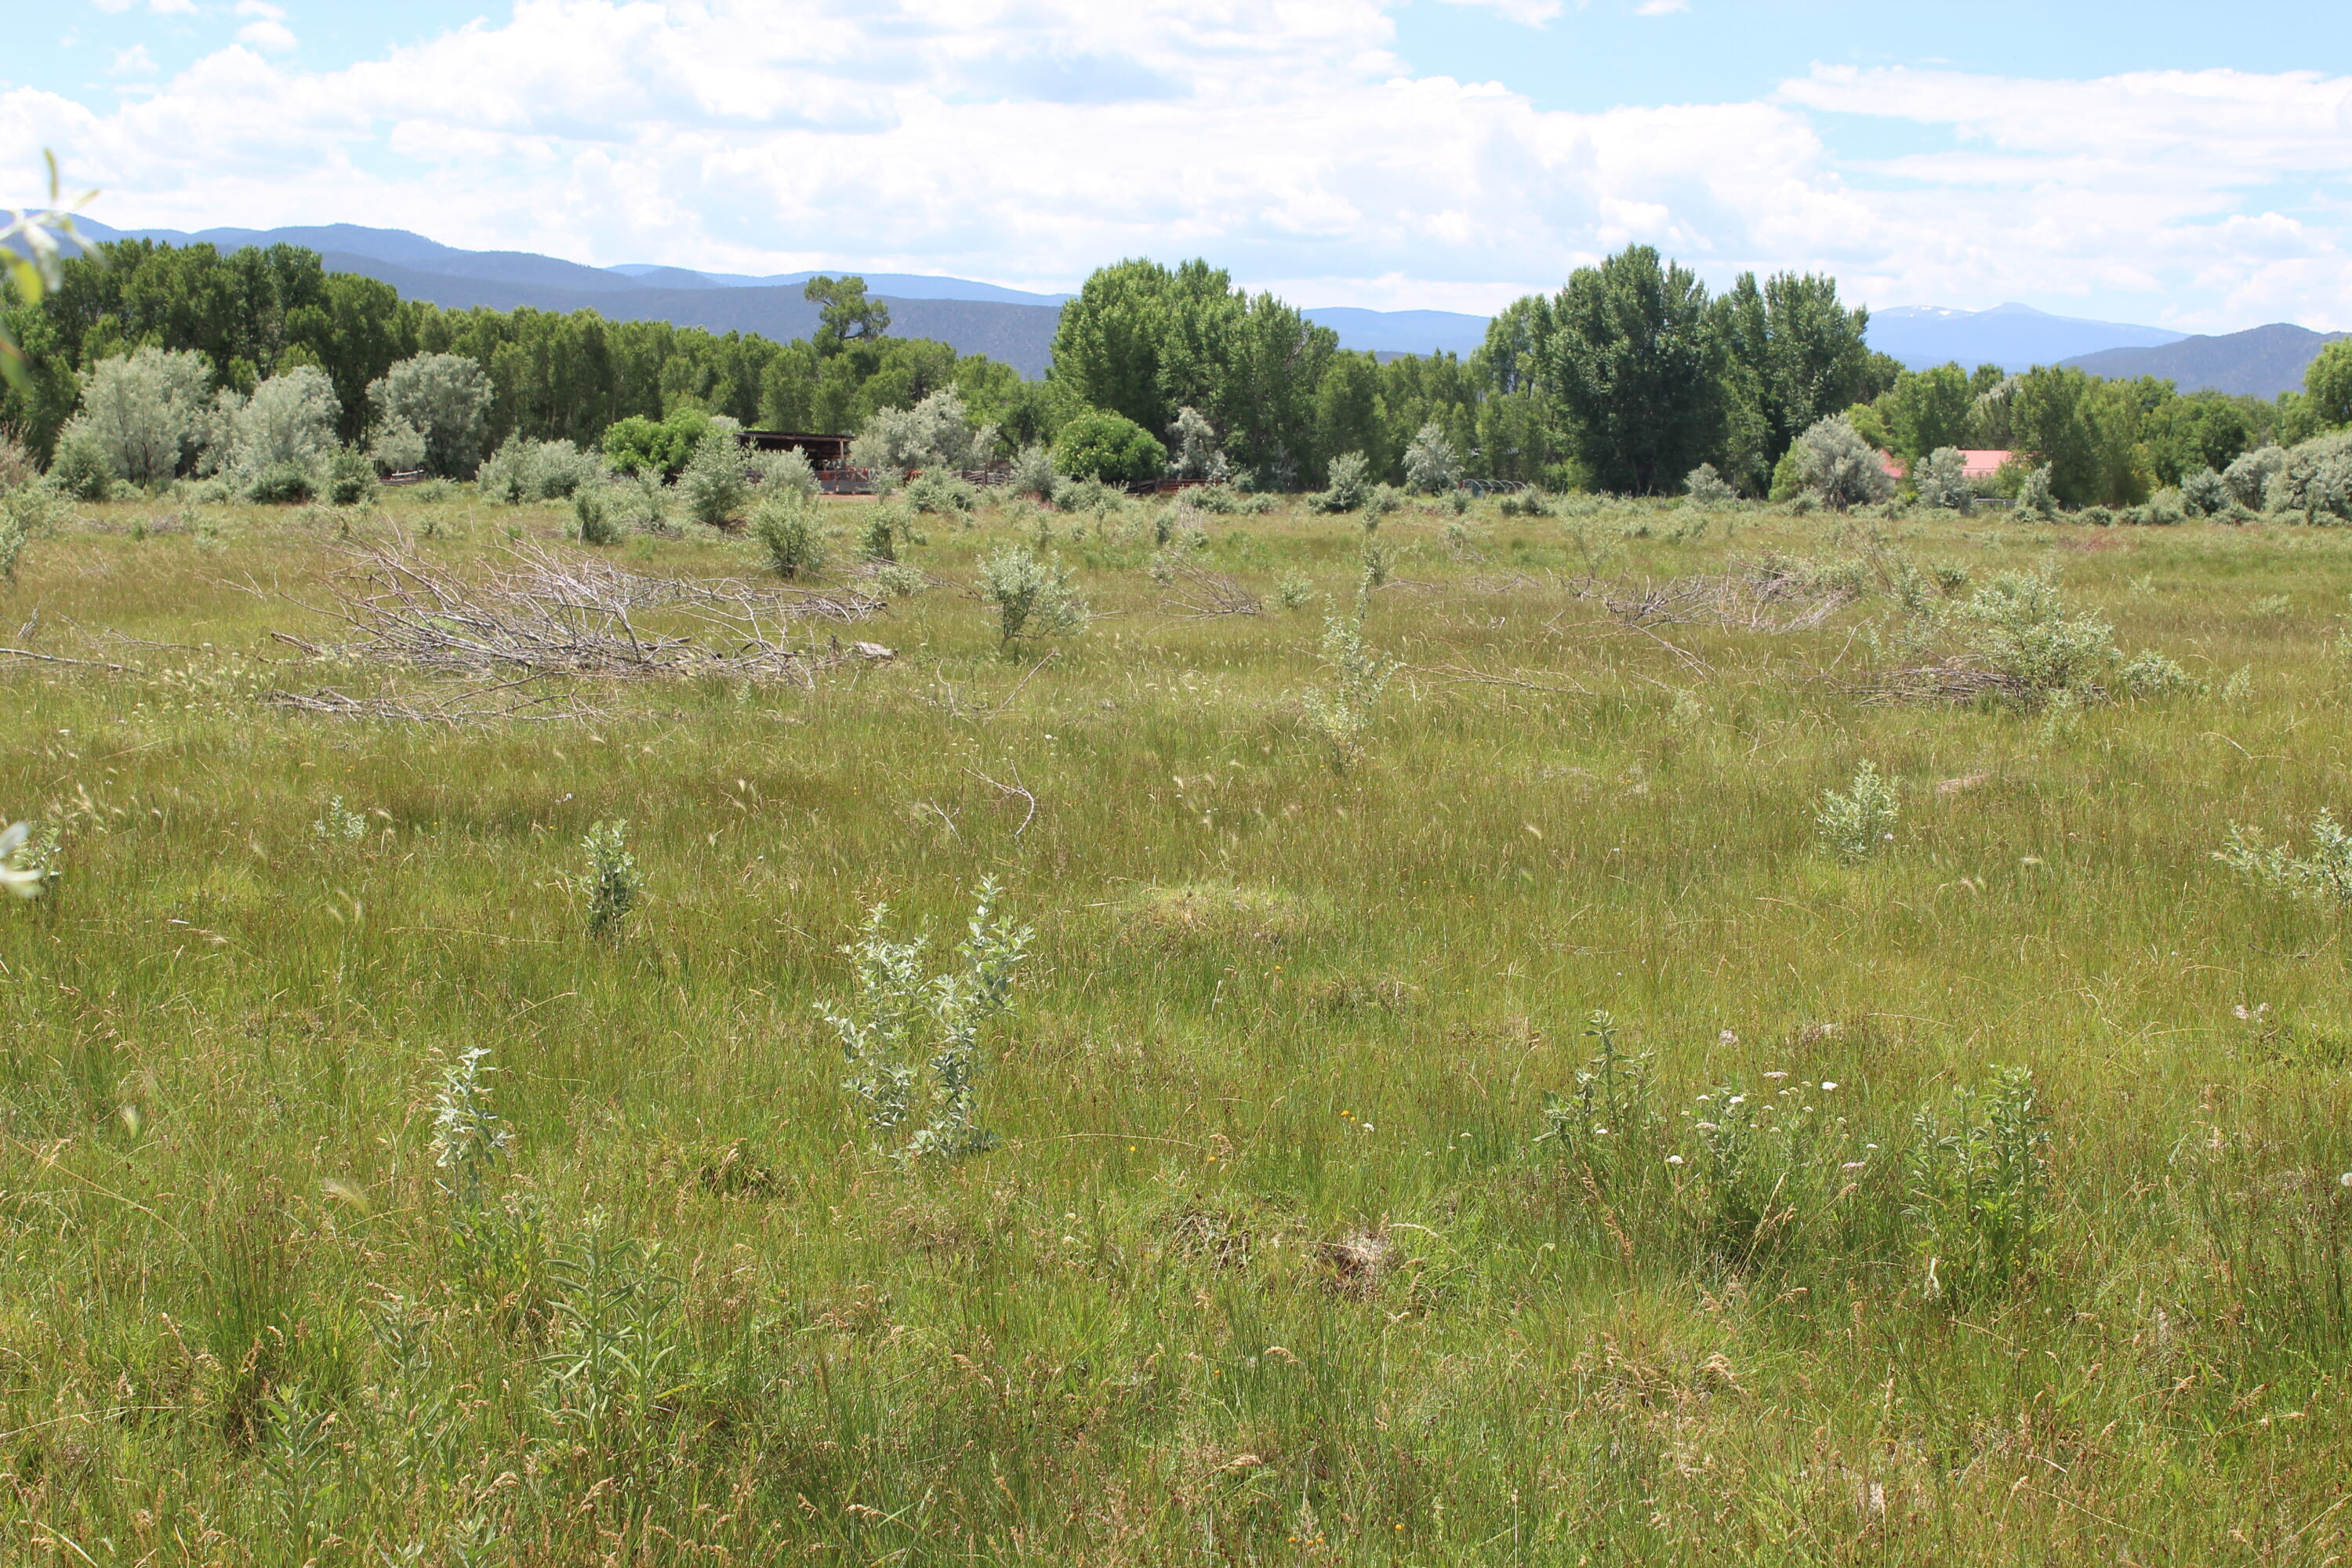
[
  {"left": 0, "top": 241, "right": 1041, "bottom": 468},
  {"left": 5, "top": 234, "right": 2347, "bottom": 502}
]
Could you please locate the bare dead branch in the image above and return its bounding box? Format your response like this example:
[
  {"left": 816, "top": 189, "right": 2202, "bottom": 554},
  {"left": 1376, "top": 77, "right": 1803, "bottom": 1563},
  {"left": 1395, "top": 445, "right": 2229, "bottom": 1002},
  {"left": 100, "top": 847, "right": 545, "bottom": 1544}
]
[
  {"left": 0, "top": 645, "right": 143, "bottom": 673},
  {"left": 966, "top": 768, "right": 1037, "bottom": 838}
]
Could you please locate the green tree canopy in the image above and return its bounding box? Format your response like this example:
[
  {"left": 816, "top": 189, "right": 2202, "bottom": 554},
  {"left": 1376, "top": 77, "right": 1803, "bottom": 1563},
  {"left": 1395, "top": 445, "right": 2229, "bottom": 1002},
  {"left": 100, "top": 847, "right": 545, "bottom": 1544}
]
[
  {"left": 1047, "top": 258, "right": 1333, "bottom": 484},
  {"left": 804, "top": 276, "right": 890, "bottom": 355},
  {"left": 1715, "top": 270, "right": 1880, "bottom": 489},
  {"left": 1540, "top": 245, "right": 1726, "bottom": 495},
  {"left": 2306, "top": 339, "right": 2352, "bottom": 430},
  {"left": 1880, "top": 362, "right": 1976, "bottom": 467}
]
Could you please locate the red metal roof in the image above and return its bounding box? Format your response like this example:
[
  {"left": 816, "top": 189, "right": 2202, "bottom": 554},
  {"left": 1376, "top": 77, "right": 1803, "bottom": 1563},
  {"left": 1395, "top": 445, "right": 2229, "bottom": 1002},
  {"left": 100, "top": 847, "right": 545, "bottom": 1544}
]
[{"left": 1883, "top": 448, "right": 2016, "bottom": 481}]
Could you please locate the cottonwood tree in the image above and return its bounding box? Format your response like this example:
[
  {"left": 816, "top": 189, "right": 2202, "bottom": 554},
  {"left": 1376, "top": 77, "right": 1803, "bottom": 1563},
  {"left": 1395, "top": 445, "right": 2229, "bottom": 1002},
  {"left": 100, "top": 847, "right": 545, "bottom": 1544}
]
[
  {"left": 1715, "top": 270, "right": 1886, "bottom": 491},
  {"left": 1049, "top": 257, "right": 1332, "bottom": 483},
  {"left": 369, "top": 353, "right": 490, "bottom": 478},
  {"left": 2305, "top": 339, "right": 2352, "bottom": 431},
  {"left": 805, "top": 276, "right": 891, "bottom": 354},
  {"left": 1541, "top": 245, "right": 1727, "bottom": 495},
  {"left": 1881, "top": 362, "right": 1976, "bottom": 468}
]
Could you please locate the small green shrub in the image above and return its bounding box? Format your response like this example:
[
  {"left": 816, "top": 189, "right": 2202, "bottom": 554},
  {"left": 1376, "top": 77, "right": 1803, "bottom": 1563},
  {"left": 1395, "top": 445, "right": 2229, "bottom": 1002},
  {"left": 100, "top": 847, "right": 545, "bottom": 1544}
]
[
  {"left": 2118, "top": 648, "right": 2193, "bottom": 699},
  {"left": 873, "top": 562, "right": 927, "bottom": 599},
  {"left": 479, "top": 435, "right": 601, "bottom": 503},
  {"left": 1684, "top": 463, "right": 1733, "bottom": 506},
  {"left": 45, "top": 427, "right": 114, "bottom": 502},
  {"left": 1681, "top": 1079, "right": 1837, "bottom": 1260},
  {"left": 822, "top": 879, "right": 1032, "bottom": 1163},
  {"left": 859, "top": 504, "right": 904, "bottom": 564},
  {"left": 310, "top": 796, "right": 366, "bottom": 846},
  {"left": 1312, "top": 452, "right": 1373, "bottom": 514},
  {"left": 1009, "top": 443, "right": 1058, "bottom": 499},
  {"left": 677, "top": 430, "right": 750, "bottom": 528},
  {"left": 576, "top": 820, "right": 641, "bottom": 942},
  {"left": 2016, "top": 464, "right": 2057, "bottom": 518},
  {"left": 1816, "top": 760, "right": 1896, "bottom": 861},
  {"left": 320, "top": 445, "right": 379, "bottom": 506},
  {"left": 906, "top": 470, "right": 975, "bottom": 514},
  {"left": 1951, "top": 572, "right": 2128, "bottom": 706},
  {"left": 1534, "top": 1011, "right": 1657, "bottom": 1189},
  {"left": 1052, "top": 410, "right": 1164, "bottom": 484},
  {"left": 429, "top": 1045, "right": 513, "bottom": 1206},
  {"left": 0, "top": 818, "right": 57, "bottom": 900},
  {"left": 0, "top": 429, "right": 36, "bottom": 491},
  {"left": 1403, "top": 423, "right": 1462, "bottom": 494},
  {"left": 751, "top": 489, "right": 827, "bottom": 579},
  {"left": 1301, "top": 586, "right": 1397, "bottom": 769},
  {"left": 1904, "top": 1066, "right": 2049, "bottom": 1306},
  {"left": 979, "top": 543, "right": 1088, "bottom": 643},
  {"left": 1912, "top": 448, "right": 1974, "bottom": 512},
  {"left": 753, "top": 446, "right": 818, "bottom": 499},
  {"left": 245, "top": 459, "right": 316, "bottom": 505},
  {"left": 2216, "top": 811, "right": 2352, "bottom": 908},
  {"left": 0, "top": 484, "right": 67, "bottom": 579},
  {"left": 599, "top": 409, "right": 709, "bottom": 477},
  {"left": 572, "top": 485, "right": 626, "bottom": 546},
  {"left": 1791, "top": 414, "right": 1893, "bottom": 510},
  {"left": 537, "top": 1214, "right": 681, "bottom": 1448}
]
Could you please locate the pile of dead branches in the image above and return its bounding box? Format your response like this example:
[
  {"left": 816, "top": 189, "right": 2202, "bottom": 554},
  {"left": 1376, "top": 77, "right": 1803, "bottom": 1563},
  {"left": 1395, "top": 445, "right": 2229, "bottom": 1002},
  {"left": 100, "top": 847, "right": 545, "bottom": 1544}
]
[
  {"left": 1157, "top": 557, "right": 1261, "bottom": 619},
  {"left": 1830, "top": 662, "right": 2020, "bottom": 706},
  {"left": 1592, "top": 562, "right": 1857, "bottom": 634},
  {"left": 281, "top": 542, "right": 886, "bottom": 686}
]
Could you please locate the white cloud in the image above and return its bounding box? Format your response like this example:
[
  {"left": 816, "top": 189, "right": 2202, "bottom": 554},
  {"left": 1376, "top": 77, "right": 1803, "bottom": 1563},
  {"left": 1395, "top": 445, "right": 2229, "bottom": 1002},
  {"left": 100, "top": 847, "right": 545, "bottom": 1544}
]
[
  {"left": 1432, "top": 0, "right": 1565, "bottom": 24},
  {"left": 234, "top": 1, "right": 287, "bottom": 15},
  {"left": 1635, "top": 0, "right": 1690, "bottom": 14},
  {"left": 109, "top": 44, "right": 158, "bottom": 76},
  {"left": 6, "top": 5, "right": 2348, "bottom": 329},
  {"left": 235, "top": 20, "right": 297, "bottom": 53}
]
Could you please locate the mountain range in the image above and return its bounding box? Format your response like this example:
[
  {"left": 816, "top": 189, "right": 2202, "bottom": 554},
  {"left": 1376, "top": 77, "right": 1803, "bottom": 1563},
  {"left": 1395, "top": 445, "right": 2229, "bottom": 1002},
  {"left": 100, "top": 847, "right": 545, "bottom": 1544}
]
[
  {"left": 33, "top": 221, "right": 2346, "bottom": 397},
  {"left": 2060, "top": 324, "right": 2348, "bottom": 398}
]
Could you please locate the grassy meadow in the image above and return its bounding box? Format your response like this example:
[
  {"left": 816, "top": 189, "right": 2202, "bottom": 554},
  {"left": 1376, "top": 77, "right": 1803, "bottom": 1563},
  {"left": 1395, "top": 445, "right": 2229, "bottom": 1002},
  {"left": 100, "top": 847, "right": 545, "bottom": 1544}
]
[{"left": 0, "top": 482, "right": 2349, "bottom": 1565}]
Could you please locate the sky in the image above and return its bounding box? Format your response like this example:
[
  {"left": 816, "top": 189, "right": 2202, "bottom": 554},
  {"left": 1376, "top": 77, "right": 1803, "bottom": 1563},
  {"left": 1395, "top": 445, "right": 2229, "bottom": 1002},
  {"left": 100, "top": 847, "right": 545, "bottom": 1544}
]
[{"left": 3, "top": 0, "right": 2349, "bottom": 330}]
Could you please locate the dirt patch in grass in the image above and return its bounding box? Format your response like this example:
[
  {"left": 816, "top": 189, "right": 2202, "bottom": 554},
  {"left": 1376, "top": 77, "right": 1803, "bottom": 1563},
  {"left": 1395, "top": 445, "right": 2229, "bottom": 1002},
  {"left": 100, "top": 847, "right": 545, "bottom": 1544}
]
[{"left": 1112, "top": 882, "right": 1333, "bottom": 947}]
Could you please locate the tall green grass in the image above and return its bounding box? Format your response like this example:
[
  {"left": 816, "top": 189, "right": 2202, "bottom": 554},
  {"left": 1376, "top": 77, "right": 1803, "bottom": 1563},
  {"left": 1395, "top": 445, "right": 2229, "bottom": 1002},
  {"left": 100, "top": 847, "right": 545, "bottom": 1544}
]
[{"left": 0, "top": 492, "right": 2347, "bottom": 1563}]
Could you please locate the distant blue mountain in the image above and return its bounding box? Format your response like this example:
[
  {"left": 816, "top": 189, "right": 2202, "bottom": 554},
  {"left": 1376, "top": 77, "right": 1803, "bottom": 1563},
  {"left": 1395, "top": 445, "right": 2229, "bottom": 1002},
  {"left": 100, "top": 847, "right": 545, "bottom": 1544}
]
[
  {"left": 1867, "top": 303, "right": 2184, "bottom": 373},
  {"left": 2062, "top": 323, "right": 2347, "bottom": 398},
  {"left": 1302, "top": 307, "right": 1490, "bottom": 358},
  {"left": 611, "top": 263, "right": 1071, "bottom": 307}
]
